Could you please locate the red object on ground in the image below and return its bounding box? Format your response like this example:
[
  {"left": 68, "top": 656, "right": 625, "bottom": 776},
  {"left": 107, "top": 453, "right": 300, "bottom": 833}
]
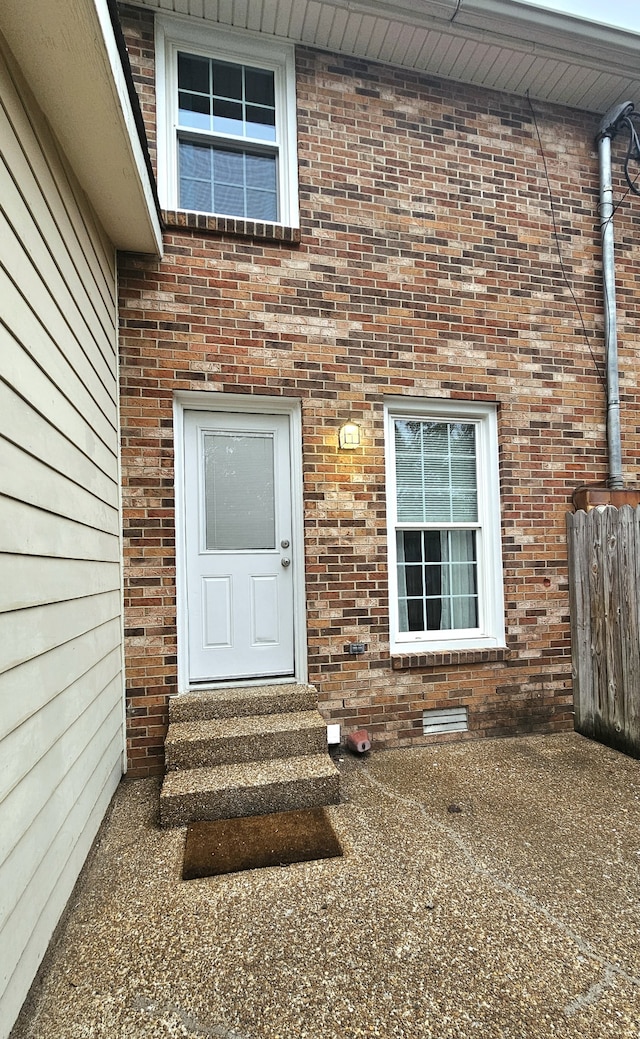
[{"left": 347, "top": 729, "right": 371, "bottom": 754}]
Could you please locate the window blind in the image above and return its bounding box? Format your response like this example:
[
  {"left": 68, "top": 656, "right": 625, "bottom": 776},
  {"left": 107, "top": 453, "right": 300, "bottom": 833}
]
[{"left": 394, "top": 420, "right": 477, "bottom": 524}]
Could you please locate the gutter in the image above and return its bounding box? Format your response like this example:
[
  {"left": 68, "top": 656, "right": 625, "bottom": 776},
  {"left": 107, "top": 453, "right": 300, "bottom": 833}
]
[{"left": 326, "top": 0, "right": 640, "bottom": 54}]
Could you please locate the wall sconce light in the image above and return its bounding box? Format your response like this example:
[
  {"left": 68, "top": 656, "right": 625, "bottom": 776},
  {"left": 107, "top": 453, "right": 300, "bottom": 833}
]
[{"left": 339, "top": 421, "right": 361, "bottom": 450}]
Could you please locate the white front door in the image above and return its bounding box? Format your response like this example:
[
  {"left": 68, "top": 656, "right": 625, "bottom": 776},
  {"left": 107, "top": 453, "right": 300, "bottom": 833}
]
[{"left": 184, "top": 410, "right": 295, "bottom": 682}]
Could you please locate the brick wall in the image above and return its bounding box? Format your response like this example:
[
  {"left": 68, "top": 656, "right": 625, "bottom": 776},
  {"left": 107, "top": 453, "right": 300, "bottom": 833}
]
[
  {"left": 119, "top": 4, "right": 156, "bottom": 176},
  {"left": 118, "top": 6, "right": 640, "bottom": 776}
]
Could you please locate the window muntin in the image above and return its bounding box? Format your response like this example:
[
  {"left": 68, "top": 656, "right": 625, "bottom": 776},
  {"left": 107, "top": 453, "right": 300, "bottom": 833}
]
[
  {"left": 178, "top": 140, "right": 278, "bottom": 221},
  {"left": 394, "top": 418, "right": 480, "bottom": 636},
  {"left": 178, "top": 55, "right": 276, "bottom": 140},
  {"left": 396, "top": 529, "right": 478, "bottom": 632},
  {"left": 176, "top": 53, "right": 278, "bottom": 219},
  {"left": 386, "top": 400, "right": 504, "bottom": 653},
  {"left": 156, "top": 20, "right": 298, "bottom": 226},
  {"left": 394, "top": 420, "right": 478, "bottom": 524}
]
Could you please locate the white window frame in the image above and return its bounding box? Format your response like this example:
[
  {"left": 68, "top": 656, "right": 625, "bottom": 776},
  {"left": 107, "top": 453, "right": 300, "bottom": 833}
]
[
  {"left": 385, "top": 397, "right": 505, "bottom": 655},
  {"left": 155, "top": 16, "right": 299, "bottom": 227}
]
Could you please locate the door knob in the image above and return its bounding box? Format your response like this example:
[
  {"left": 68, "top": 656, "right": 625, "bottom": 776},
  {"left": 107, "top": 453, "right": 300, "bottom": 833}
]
[{"left": 281, "top": 557, "right": 291, "bottom": 567}]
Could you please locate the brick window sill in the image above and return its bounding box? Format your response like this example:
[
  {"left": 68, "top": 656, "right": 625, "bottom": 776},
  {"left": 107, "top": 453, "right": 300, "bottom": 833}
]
[
  {"left": 161, "top": 210, "right": 301, "bottom": 244},
  {"left": 391, "top": 647, "right": 511, "bottom": 670}
]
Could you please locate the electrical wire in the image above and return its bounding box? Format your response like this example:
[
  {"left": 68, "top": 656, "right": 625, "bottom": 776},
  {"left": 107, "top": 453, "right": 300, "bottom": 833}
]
[
  {"left": 594, "top": 111, "right": 640, "bottom": 248},
  {"left": 598, "top": 123, "right": 640, "bottom": 236},
  {"left": 526, "top": 91, "right": 606, "bottom": 389},
  {"left": 450, "top": 0, "right": 463, "bottom": 22},
  {"left": 598, "top": 167, "right": 640, "bottom": 237},
  {"left": 623, "top": 114, "right": 640, "bottom": 194}
]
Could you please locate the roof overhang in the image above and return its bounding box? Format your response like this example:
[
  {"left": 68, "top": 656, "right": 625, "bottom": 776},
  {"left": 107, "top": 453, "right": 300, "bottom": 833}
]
[
  {"left": 131, "top": 0, "right": 640, "bottom": 114},
  {"left": 1, "top": 0, "right": 162, "bottom": 256}
]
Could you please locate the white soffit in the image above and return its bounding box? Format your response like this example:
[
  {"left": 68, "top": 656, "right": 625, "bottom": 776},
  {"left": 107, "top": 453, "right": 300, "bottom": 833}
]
[
  {"left": 131, "top": 0, "right": 640, "bottom": 114},
  {"left": 0, "top": 0, "right": 162, "bottom": 256}
]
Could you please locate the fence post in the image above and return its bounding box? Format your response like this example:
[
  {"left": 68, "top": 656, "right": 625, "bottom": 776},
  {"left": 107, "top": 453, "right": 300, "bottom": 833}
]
[{"left": 568, "top": 504, "right": 640, "bottom": 756}]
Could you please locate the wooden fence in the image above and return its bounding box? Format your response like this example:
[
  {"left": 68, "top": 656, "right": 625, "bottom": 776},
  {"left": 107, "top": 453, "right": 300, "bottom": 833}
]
[{"left": 567, "top": 505, "right": 640, "bottom": 757}]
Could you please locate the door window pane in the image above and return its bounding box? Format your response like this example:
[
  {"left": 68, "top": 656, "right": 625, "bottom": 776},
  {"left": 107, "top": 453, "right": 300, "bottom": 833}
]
[{"left": 203, "top": 432, "right": 275, "bottom": 550}]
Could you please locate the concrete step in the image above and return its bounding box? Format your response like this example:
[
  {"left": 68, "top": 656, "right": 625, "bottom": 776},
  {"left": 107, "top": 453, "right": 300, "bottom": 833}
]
[
  {"left": 160, "top": 753, "right": 340, "bottom": 828},
  {"left": 165, "top": 710, "right": 328, "bottom": 770},
  {"left": 169, "top": 683, "right": 318, "bottom": 723}
]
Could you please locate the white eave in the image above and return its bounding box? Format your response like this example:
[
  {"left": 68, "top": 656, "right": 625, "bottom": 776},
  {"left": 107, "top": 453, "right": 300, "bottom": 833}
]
[
  {"left": 0, "top": 0, "right": 162, "bottom": 256},
  {"left": 131, "top": 0, "right": 640, "bottom": 114}
]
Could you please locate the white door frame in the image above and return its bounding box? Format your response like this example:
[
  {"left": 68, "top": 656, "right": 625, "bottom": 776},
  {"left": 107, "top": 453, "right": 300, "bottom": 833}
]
[{"left": 174, "top": 391, "right": 308, "bottom": 692}]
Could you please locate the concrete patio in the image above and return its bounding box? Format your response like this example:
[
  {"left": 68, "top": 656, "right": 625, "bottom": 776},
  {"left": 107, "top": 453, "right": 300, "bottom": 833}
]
[{"left": 10, "top": 732, "right": 640, "bottom": 1039}]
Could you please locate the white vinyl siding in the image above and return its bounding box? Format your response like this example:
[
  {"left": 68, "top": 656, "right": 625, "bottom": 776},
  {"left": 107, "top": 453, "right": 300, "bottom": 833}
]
[
  {"left": 385, "top": 398, "right": 505, "bottom": 655},
  {"left": 0, "top": 34, "right": 124, "bottom": 1039}
]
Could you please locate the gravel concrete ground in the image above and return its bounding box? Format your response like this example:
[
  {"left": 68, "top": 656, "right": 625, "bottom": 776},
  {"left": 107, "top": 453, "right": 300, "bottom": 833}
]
[{"left": 11, "top": 732, "right": 640, "bottom": 1039}]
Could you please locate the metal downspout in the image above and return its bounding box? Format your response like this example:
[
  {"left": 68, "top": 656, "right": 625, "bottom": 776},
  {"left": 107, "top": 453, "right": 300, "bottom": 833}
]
[
  {"left": 598, "top": 132, "right": 624, "bottom": 489},
  {"left": 595, "top": 101, "right": 636, "bottom": 489}
]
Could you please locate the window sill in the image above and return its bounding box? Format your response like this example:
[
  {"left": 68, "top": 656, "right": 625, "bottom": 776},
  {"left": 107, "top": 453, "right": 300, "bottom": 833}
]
[
  {"left": 391, "top": 647, "right": 511, "bottom": 670},
  {"left": 161, "top": 210, "right": 301, "bottom": 244}
]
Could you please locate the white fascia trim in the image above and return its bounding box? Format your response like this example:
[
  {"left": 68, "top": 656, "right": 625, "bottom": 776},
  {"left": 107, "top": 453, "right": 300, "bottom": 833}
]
[
  {"left": 0, "top": 0, "right": 162, "bottom": 255},
  {"left": 93, "top": 0, "right": 163, "bottom": 255},
  {"left": 384, "top": 396, "right": 506, "bottom": 656},
  {"left": 155, "top": 14, "right": 299, "bottom": 227},
  {"left": 173, "top": 392, "right": 307, "bottom": 693},
  {"left": 460, "top": 0, "right": 640, "bottom": 46},
  {"left": 310, "top": 0, "right": 640, "bottom": 81},
  {"left": 336, "top": 0, "right": 640, "bottom": 51}
]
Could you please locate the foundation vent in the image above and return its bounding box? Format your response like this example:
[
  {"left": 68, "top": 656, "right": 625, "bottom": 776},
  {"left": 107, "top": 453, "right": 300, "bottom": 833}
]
[{"left": 423, "top": 706, "right": 468, "bottom": 736}]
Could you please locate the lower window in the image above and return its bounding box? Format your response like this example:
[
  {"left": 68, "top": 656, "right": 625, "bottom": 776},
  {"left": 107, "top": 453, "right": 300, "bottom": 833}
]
[
  {"left": 385, "top": 399, "right": 505, "bottom": 653},
  {"left": 397, "top": 528, "right": 478, "bottom": 633},
  {"left": 179, "top": 141, "right": 278, "bottom": 222}
]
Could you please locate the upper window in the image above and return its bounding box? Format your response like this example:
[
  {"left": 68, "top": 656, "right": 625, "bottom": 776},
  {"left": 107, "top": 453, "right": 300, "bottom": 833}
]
[
  {"left": 385, "top": 399, "right": 505, "bottom": 654},
  {"left": 156, "top": 18, "right": 299, "bottom": 226}
]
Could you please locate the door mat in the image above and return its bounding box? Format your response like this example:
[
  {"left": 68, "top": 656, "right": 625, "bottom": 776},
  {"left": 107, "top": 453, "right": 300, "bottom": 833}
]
[{"left": 182, "top": 806, "right": 343, "bottom": 880}]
